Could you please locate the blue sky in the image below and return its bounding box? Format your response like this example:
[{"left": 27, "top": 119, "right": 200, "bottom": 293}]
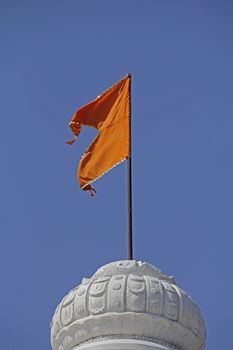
[{"left": 1, "top": 1, "right": 233, "bottom": 349}]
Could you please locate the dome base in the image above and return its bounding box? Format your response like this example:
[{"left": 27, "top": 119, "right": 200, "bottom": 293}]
[{"left": 75, "top": 339, "right": 177, "bottom": 350}]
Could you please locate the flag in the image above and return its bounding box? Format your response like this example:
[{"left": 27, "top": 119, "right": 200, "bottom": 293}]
[{"left": 66, "top": 74, "right": 131, "bottom": 195}]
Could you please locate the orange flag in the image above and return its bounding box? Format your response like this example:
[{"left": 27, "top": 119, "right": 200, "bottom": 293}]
[{"left": 67, "top": 74, "right": 131, "bottom": 195}]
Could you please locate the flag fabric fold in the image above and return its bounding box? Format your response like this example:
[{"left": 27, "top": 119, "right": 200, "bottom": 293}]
[{"left": 67, "top": 74, "right": 131, "bottom": 194}]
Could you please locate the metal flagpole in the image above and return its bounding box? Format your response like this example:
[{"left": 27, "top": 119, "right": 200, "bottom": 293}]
[{"left": 127, "top": 73, "right": 133, "bottom": 260}]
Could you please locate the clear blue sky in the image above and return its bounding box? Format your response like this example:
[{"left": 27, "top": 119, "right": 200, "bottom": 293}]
[{"left": 1, "top": 1, "right": 233, "bottom": 349}]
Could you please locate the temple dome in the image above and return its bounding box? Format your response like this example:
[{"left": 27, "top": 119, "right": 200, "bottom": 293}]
[{"left": 51, "top": 260, "right": 206, "bottom": 350}]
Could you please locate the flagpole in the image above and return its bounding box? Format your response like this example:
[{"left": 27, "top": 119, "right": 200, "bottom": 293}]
[{"left": 128, "top": 73, "right": 133, "bottom": 260}]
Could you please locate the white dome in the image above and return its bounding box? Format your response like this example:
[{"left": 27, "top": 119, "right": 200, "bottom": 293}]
[{"left": 51, "top": 260, "right": 206, "bottom": 350}]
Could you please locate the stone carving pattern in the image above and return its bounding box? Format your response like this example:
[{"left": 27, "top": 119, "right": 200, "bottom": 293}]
[
  {"left": 107, "top": 274, "right": 126, "bottom": 312},
  {"left": 126, "top": 274, "right": 146, "bottom": 312},
  {"left": 146, "top": 277, "right": 163, "bottom": 315},
  {"left": 88, "top": 277, "right": 110, "bottom": 315},
  {"left": 60, "top": 290, "right": 76, "bottom": 326},
  {"left": 74, "top": 285, "right": 88, "bottom": 320},
  {"left": 162, "top": 282, "right": 179, "bottom": 321},
  {"left": 53, "top": 274, "right": 203, "bottom": 336},
  {"left": 52, "top": 275, "right": 203, "bottom": 340}
]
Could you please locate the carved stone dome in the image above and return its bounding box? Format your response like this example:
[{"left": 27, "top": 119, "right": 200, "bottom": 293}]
[{"left": 51, "top": 260, "right": 206, "bottom": 350}]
